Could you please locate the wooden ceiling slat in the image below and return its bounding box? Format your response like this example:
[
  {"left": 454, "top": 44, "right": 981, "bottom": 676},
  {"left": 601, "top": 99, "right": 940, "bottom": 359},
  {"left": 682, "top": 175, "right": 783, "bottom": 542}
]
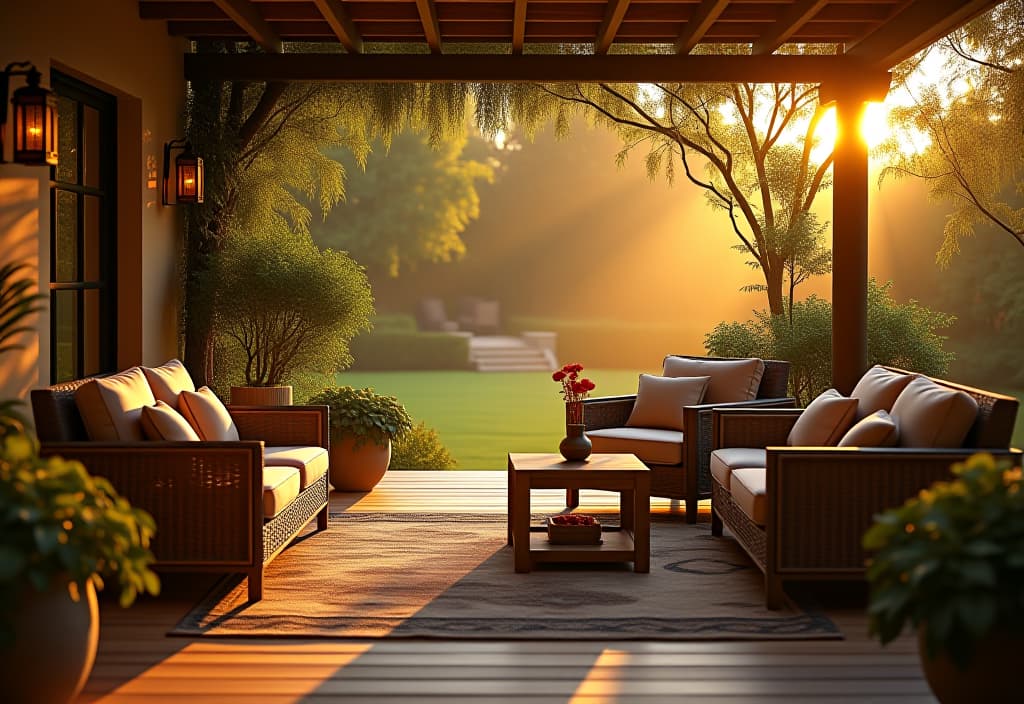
[
  {"left": 313, "top": 0, "right": 364, "bottom": 52},
  {"left": 212, "top": 0, "right": 282, "bottom": 51},
  {"left": 751, "top": 0, "right": 829, "bottom": 54},
  {"left": 594, "top": 0, "right": 632, "bottom": 54},
  {"left": 674, "top": 0, "right": 728, "bottom": 54},
  {"left": 512, "top": 0, "right": 528, "bottom": 53},
  {"left": 415, "top": 0, "right": 445, "bottom": 52}
]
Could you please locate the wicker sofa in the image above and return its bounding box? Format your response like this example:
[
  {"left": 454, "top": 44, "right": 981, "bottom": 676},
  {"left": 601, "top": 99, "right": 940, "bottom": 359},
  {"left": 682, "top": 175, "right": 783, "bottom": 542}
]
[
  {"left": 709, "top": 366, "right": 1021, "bottom": 608},
  {"left": 582, "top": 355, "right": 794, "bottom": 523},
  {"left": 31, "top": 367, "right": 330, "bottom": 602}
]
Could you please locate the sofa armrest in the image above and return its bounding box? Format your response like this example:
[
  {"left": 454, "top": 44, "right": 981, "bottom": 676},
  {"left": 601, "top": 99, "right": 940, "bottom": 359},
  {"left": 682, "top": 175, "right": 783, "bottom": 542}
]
[
  {"left": 229, "top": 405, "right": 329, "bottom": 449},
  {"left": 39, "top": 441, "right": 266, "bottom": 567},
  {"left": 712, "top": 407, "right": 803, "bottom": 450},
  {"left": 765, "top": 447, "right": 1024, "bottom": 575},
  {"left": 582, "top": 395, "right": 636, "bottom": 430}
]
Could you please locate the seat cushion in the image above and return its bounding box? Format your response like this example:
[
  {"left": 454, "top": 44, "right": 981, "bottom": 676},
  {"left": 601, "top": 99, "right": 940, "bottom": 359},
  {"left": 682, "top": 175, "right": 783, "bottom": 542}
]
[
  {"left": 178, "top": 386, "right": 240, "bottom": 441},
  {"left": 850, "top": 365, "right": 916, "bottom": 420},
  {"left": 142, "top": 359, "right": 195, "bottom": 406},
  {"left": 586, "top": 427, "right": 684, "bottom": 465},
  {"left": 730, "top": 467, "right": 767, "bottom": 526},
  {"left": 74, "top": 367, "right": 156, "bottom": 441},
  {"left": 263, "top": 466, "right": 301, "bottom": 519},
  {"left": 264, "top": 446, "right": 329, "bottom": 489},
  {"left": 890, "top": 376, "right": 979, "bottom": 448},
  {"left": 838, "top": 410, "right": 900, "bottom": 447},
  {"left": 625, "top": 374, "right": 710, "bottom": 431},
  {"left": 140, "top": 401, "right": 201, "bottom": 442},
  {"left": 662, "top": 357, "right": 765, "bottom": 404},
  {"left": 710, "top": 448, "right": 766, "bottom": 491},
  {"left": 787, "top": 389, "right": 859, "bottom": 446}
]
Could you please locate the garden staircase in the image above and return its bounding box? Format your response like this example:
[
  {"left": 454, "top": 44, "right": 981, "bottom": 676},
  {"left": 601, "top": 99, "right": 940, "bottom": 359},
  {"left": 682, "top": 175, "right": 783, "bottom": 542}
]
[{"left": 468, "top": 336, "right": 557, "bottom": 372}]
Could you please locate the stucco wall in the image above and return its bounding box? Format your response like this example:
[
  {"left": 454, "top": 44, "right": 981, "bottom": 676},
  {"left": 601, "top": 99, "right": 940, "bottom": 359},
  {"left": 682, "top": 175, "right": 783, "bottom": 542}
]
[{"left": 0, "top": 0, "right": 186, "bottom": 404}]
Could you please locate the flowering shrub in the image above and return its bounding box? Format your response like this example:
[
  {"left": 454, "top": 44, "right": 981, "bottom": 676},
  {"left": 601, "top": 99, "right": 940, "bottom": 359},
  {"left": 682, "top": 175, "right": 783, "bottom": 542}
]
[{"left": 552, "top": 362, "right": 596, "bottom": 424}]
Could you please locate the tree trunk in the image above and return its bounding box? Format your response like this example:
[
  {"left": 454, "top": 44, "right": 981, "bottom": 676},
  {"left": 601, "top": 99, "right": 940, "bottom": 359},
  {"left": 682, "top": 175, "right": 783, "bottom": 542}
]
[{"left": 763, "top": 259, "right": 785, "bottom": 316}]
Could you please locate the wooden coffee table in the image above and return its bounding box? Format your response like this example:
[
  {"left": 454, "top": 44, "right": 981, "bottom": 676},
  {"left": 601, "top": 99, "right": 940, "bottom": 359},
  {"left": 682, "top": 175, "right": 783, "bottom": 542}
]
[{"left": 507, "top": 452, "right": 650, "bottom": 573}]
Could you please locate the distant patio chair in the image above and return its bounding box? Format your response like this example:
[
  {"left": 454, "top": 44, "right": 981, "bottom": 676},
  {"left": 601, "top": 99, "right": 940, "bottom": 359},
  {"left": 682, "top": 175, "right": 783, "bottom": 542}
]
[
  {"left": 415, "top": 298, "right": 459, "bottom": 332},
  {"left": 457, "top": 297, "right": 501, "bottom": 335}
]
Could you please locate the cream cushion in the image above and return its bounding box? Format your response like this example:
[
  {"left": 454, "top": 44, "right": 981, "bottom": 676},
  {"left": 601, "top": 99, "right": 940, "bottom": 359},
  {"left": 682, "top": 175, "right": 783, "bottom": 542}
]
[
  {"left": 586, "top": 427, "right": 684, "bottom": 465},
  {"left": 140, "top": 401, "right": 201, "bottom": 442},
  {"left": 74, "top": 367, "right": 156, "bottom": 441},
  {"left": 838, "top": 410, "right": 899, "bottom": 447},
  {"left": 178, "top": 386, "right": 240, "bottom": 441},
  {"left": 787, "top": 389, "right": 859, "bottom": 446},
  {"left": 264, "top": 446, "right": 329, "bottom": 489},
  {"left": 710, "top": 448, "right": 766, "bottom": 491},
  {"left": 263, "top": 466, "right": 301, "bottom": 518},
  {"left": 625, "top": 374, "right": 710, "bottom": 431},
  {"left": 142, "top": 359, "right": 195, "bottom": 406},
  {"left": 890, "top": 377, "right": 979, "bottom": 448},
  {"left": 731, "top": 468, "right": 767, "bottom": 526},
  {"left": 662, "top": 357, "right": 765, "bottom": 404},
  {"left": 850, "top": 365, "right": 916, "bottom": 420}
]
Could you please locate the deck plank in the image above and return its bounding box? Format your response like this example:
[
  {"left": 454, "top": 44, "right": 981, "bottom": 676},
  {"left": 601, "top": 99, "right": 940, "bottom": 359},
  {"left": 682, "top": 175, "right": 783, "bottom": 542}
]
[{"left": 78, "top": 470, "right": 934, "bottom": 703}]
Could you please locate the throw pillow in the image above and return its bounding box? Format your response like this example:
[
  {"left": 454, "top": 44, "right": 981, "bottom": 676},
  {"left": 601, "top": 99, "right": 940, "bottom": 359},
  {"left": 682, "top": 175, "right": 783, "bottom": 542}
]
[
  {"left": 787, "top": 388, "right": 859, "bottom": 446},
  {"left": 838, "top": 410, "right": 899, "bottom": 447},
  {"left": 74, "top": 367, "right": 156, "bottom": 441},
  {"left": 178, "top": 386, "right": 240, "bottom": 441},
  {"left": 625, "top": 374, "right": 711, "bottom": 431},
  {"left": 140, "top": 400, "right": 201, "bottom": 442},
  {"left": 850, "top": 365, "right": 916, "bottom": 420},
  {"left": 662, "top": 357, "right": 765, "bottom": 404},
  {"left": 142, "top": 359, "right": 196, "bottom": 405},
  {"left": 889, "top": 376, "right": 979, "bottom": 448}
]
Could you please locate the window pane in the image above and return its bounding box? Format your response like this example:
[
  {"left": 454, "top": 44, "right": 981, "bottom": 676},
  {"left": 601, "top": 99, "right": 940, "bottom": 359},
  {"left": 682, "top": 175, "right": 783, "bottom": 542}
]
[
  {"left": 83, "top": 289, "right": 101, "bottom": 377},
  {"left": 55, "top": 190, "right": 78, "bottom": 282},
  {"left": 54, "top": 290, "right": 79, "bottom": 383},
  {"left": 83, "top": 195, "right": 101, "bottom": 281},
  {"left": 83, "top": 106, "right": 100, "bottom": 188},
  {"left": 56, "top": 96, "right": 78, "bottom": 184}
]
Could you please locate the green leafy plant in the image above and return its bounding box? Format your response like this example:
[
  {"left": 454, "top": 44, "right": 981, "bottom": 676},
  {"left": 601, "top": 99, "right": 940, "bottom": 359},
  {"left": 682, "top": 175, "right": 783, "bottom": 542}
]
[
  {"left": 390, "top": 421, "right": 457, "bottom": 470},
  {"left": 0, "top": 261, "right": 45, "bottom": 440},
  {"left": 863, "top": 452, "right": 1024, "bottom": 669},
  {"left": 0, "top": 434, "right": 160, "bottom": 639},
  {"left": 307, "top": 386, "right": 413, "bottom": 447}
]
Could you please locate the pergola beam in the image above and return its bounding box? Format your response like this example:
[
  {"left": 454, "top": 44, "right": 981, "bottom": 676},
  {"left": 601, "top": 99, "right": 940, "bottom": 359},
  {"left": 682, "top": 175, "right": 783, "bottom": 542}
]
[
  {"left": 311, "top": 0, "right": 363, "bottom": 54},
  {"left": 512, "top": 0, "right": 528, "bottom": 54},
  {"left": 184, "top": 52, "right": 891, "bottom": 85},
  {"left": 846, "top": 0, "right": 997, "bottom": 69},
  {"left": 415, "top": 0, "right": 444, "bottom": 54},
  {"left": 752, "top": 0, "right": 829, "bottom": 55},
  {"left": 674, "top": 0, "right": 729, "bottom": 55},
  {"left": 594, "top": 0, "right": 632, "bottom": 55},
  {"left": 211, "top": 0, "right": 281, "bottom": 53}
]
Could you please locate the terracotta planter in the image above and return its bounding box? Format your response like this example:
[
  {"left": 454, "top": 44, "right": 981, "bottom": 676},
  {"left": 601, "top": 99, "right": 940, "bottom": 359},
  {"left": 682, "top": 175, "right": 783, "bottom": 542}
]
[
  {"left": 0, "top": 578, "right": 99, "bottom": 704},
  {"left": 328, "top": 434, "right": 392, "bottom": 491},
  {"left": 918, "top": 628, "right": 1022, "bottom": 704},
  {"left": 230, "top": 385, "right": 293, "bottom": 406}
]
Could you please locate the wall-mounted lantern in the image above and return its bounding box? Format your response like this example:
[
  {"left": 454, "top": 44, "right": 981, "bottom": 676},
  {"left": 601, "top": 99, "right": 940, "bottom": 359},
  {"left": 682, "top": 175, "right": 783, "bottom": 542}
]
[
  {"left": 163, "top": 138, "right": 204, "bottom": 205},
  {"left": 1, "top": 61, "right": 58, "bottom": 166}
]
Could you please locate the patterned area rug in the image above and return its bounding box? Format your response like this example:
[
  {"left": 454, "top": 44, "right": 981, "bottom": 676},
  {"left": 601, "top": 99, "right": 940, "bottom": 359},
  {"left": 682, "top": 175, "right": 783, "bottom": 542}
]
[{"left": 172, "top": 513, "right": 841, "bottom": 640}]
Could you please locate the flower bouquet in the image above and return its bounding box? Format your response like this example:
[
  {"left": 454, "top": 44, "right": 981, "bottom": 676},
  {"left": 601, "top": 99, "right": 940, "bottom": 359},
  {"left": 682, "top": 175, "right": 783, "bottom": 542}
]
[{"left": 552, "top": 363, "right": 596, "bottom": 425}]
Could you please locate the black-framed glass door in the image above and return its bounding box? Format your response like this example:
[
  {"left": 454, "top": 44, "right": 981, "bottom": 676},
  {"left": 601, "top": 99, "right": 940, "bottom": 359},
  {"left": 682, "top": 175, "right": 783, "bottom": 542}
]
[{"left": 49, "top": 71, "right": 117, "bottom": 382}]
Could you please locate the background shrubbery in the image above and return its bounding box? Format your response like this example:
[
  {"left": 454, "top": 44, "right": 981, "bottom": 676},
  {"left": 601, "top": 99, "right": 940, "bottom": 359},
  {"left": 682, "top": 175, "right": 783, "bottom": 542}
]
[{"left": 390, "top": 422, "right": 458, "bottom": 470}]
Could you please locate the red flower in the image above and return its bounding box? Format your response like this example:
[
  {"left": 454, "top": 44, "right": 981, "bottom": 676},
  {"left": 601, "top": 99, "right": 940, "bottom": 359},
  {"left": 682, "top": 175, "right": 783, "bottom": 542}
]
[
  {"left": 553, "top": 362, "right": 596, "bottom": 406},
  {"left": 580, "top": 378, "right": 596, "bottom": 392},
  {"left": 552, "top": 370, "right": 566, "bottom": 382}
]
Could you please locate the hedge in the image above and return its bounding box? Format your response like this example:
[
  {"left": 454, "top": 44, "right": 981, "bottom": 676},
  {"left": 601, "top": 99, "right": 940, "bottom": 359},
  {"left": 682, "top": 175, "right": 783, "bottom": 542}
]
[{"left": 349, "top": 331, "right": 472, "bottom": 370}]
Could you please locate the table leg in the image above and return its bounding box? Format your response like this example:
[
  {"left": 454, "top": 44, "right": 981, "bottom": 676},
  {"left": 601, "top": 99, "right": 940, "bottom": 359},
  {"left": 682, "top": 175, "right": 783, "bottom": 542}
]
[
  {"left": 633, "top": 475, "right": 650, "bottom": 573},
  {"left": 513, "top": 474, "right": 532, "bottom": 573},
  {"left": 620, "top": 489, "right": 634, "bottom": 531},
  {"left": 565, "top": 488, "right": 579, "bottom": 509},
  {"left": 506, "top": 460, "right": 514, "bottom": 545}
]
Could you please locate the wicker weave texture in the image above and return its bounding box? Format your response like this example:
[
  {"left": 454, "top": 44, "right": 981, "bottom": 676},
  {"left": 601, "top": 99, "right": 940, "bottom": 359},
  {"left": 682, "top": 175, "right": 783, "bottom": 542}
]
[
  {"left": 712, "top": 480, "right": 766, "bottom": 568},
  {"left": 714, "top": 408, "right": 802, "bottom": 450},
  {"left": 263, "top": 472, "right": 329, "bottom": 562},
  {"left": 582, "top": 396, "right": 634, "bottom": 430},
  {"left": 231, "top": 406, "right": 328, "bottom": 448}
]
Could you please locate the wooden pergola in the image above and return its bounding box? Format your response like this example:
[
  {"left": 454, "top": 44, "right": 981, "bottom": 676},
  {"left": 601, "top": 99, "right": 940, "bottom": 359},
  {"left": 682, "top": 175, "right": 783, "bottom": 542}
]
[{"left": 140, "top": 0, "right": 1002, "bottom": 392}]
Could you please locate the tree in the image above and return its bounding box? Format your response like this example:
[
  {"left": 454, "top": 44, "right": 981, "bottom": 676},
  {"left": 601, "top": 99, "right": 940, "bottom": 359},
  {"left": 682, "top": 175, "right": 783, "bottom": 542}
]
[
  {"left": 310, "top": 130, "right": 494, "bottom": 278},
  {"left": 705, "top": 280, "right": 955, "bottom": 405},
  {"left": 881, "top": 0, "right": 1024, "bottom": 263}
]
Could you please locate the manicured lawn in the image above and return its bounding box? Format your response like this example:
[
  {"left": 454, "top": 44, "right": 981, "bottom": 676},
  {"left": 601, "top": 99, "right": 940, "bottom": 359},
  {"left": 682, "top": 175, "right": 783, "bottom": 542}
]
[
  {"left": 999, "top": 389, "right": 1024, "bottom": 450},
  {"left": 334, "top": 369, "right": 654, "bottom": 470}
]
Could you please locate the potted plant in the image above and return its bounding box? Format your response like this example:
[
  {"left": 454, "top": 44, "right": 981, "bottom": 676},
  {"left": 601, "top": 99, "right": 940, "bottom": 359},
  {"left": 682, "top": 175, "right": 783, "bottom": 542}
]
[
  {"left": 0, "top": 433, "right": 160, "bottom": 704},
  {"left": 863, "top": 452, "right": 1024, "bottom": 704},
  {"left": 211, "top": 230, "right": 373, "bottom": 406},
  {"left": 307, "top": 386, "right": 413, "bottom": 491}
]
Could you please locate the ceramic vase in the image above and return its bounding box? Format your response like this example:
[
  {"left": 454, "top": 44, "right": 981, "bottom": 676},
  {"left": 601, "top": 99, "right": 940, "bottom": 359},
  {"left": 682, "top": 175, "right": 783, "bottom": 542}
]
[{"left": 559, "top": 423, "right": 592, "bottom": 461}]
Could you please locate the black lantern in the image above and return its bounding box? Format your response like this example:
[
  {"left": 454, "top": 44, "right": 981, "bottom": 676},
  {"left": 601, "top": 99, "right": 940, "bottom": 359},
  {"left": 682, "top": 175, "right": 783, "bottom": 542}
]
[
  {"left": 163, "top": 138, "right": 204, "bottom": 205},
  {"left": 1, "top": 62, "right": 58, "bottom": 166}
]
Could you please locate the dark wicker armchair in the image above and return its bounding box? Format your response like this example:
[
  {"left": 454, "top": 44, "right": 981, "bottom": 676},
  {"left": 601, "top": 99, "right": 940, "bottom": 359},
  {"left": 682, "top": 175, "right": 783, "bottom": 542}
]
[
  {"left": 582, "top": 355, "right": 794, "bottom": 523},
  {"left": 710, "top": 368, "right": 1021, "bottom": 608},
  {"left": 31, "top": 378, "right": 330, "bottom": 602}
]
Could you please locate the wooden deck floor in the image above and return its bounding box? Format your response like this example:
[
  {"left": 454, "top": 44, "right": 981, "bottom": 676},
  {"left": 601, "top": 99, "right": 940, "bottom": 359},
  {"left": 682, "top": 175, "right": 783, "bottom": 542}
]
[{"left": 79, "top": 471, "right": 935, "bottom": 703}]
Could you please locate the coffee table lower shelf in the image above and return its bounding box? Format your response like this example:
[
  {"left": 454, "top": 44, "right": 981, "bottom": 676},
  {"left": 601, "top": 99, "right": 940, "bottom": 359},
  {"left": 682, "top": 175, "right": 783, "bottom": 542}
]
[{"left": 527, "top": 527, "right": 636, "bottom": 564}]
